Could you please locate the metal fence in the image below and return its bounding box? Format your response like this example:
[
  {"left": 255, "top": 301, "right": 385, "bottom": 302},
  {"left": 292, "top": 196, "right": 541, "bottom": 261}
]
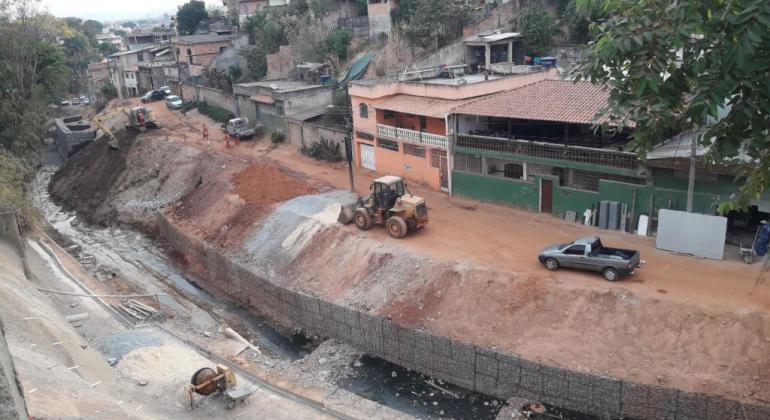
[
  {"left": 455, "top": 134, "right": 639, "bottom": 170},
  {"left": 377, "top": 124, "right": 448, "bottom": 149}
]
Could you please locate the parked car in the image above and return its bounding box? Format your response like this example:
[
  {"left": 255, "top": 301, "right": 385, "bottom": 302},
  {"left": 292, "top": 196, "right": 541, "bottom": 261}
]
[
  {"left": 80, "top": 95, "right": 91, "bottom": 105},
  {"left": 160, "top": 86, "right": 171, "bottom": 95},
  {"left": 71, "top": 97, "right": 80, "bottom": 105},
  {"left": 538, "top": 236, "right": 642, "bottom": 281},
  {"left": 165, "top": 95, "right": 183, "bottom": 110},
  {"left": 59, "top": 99, "right": 69, "bottom": 106},
  {"left": 141, "top": 89, "right": 167, "bottom": 103},
  {"left": 221, "top": 117, "right": 258, "bottom": 139}
]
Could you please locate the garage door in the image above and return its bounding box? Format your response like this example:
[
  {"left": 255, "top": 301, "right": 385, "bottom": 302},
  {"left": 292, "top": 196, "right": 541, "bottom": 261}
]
[{"left": 360, "top": 143, "right": 376, "bottom": 171}]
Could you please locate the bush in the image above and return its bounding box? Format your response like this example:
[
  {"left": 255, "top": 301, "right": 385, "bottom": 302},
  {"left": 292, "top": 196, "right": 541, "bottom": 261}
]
[
  {"left": 101, "top": 83, "right": 118, "bottom": 99},
  {"left": 196, "top": 101, "right": 234, "bottom": 123},
  {"left": 271, "top": 131, "right": 285, "bottom": 144},
  {"left": 301, "top": 137, "right": 342, "bottom": 162}
]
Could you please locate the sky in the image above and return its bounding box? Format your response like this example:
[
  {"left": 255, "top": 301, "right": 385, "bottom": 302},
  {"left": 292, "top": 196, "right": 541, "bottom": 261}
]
[{"left": 41, "top": 0, "right": 222, "bottom": 21}]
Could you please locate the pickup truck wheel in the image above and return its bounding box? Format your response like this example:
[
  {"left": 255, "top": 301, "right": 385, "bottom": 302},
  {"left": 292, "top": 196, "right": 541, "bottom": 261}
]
[
  {"left": 544, "top": 258, "right": 559, "bottom": 271},
  {"left": 602, "top": 268, "right": 619, "bottom": 282}
]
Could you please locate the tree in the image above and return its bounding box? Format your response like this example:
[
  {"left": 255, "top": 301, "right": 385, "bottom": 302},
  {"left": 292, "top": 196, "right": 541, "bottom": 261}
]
[
  {"left": 123, "top": 21, "right": 136, "bottom": 28},
  {"left": 324, "top": 30, "right": 352, "bottom": 60},
  {"left": 176, "top": 0, "right": 208, "bottom": 35},
  {"left": 82, "top": 19, "right": 104, "bottom": 40},
  {"left": 519, "top": 9, "right": 556, "bottom": 56},
  {"left": 101, "top": 83, "right": 117, "bottom": 99},
  {"left": 576, "top": 0, "right": 770, "bottom": 209},
  {"left": 400, "top": 0, "right": 470, "bottom": 50},
  {"left": 98, "top": 42, "right": 119, "bottom": 57}
]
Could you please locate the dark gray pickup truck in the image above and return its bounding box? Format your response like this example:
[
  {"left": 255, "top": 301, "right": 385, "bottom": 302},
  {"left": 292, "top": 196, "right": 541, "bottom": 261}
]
[{"left": 538, "top": 236, "right": 642, "bottom": 281}]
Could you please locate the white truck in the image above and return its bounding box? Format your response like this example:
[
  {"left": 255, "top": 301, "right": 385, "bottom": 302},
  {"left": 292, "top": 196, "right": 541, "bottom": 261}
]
[{"left": 221, "top": 117, "right": 259, "bottom": 139}]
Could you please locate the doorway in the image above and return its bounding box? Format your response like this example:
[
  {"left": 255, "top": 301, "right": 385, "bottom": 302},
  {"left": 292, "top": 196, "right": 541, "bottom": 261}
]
[{"left": 540, "top": 179, "right": 553, "bottom": 214}]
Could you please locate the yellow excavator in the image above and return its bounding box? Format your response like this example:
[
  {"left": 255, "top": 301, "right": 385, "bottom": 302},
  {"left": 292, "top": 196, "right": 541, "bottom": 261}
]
[{"left": 90, "top": 106, "right": 159, "bottom": 150}]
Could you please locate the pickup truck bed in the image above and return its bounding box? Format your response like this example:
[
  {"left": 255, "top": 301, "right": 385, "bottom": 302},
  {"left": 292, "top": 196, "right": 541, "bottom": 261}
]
[{"left": 538, "top": 236, "right": 642, "bottom": 281}]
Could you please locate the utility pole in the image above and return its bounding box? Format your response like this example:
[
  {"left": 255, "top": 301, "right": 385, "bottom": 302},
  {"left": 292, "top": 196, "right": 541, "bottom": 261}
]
[
  {"left": 686, "top": 130, "right": 697, "bottom": 212},
  {"left": 344, "top": 93, "right": 355, "bottom": 192}
]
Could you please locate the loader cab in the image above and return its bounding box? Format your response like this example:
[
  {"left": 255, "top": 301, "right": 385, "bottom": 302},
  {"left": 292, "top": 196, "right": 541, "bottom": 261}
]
[{"left": 371, "top": 176, "right": 405, "bottom": 210}]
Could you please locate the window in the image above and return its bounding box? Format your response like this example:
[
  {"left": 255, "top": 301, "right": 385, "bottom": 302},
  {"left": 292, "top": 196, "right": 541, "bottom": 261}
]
[
  {"left": 359, "top": 103, "right": 368, "bottom": 119},
  {"left": 376, "top": 138, "right": 399, "bottom": 151},
  {"left": 419, "top": 116, "right": 426, "bottom": 131},
  {"left": 356, "top": 131, "right": 374, "bottom": 141},
  {"left": 383, "top": 110, "right": 395, "bottom": 119},
  {"left": 188, "top": 56, "right": 193, "bottom": 65},
  {"left": 403, "top": 143, "right": 425, "bottom": 158},
  {"left": 564, "top": 245, "right": 585, "bottom": 255},
  {"left": 274, "top": 100, "right": 284, "bottom": 115},
  {"left": 186, "top": 48, "right": 192, "bottom": 56},
  {"left": 454, "top": 153, "right": 482, "bottom": 174},
  {"left": 219, "top": 46, "right": 227, "bottom": 53},
  {"left": 486, "top": 157, "right": 524, "bottom": 180},
  {"left": 137, "top": 53, "right": 144, "bottom": 62}
]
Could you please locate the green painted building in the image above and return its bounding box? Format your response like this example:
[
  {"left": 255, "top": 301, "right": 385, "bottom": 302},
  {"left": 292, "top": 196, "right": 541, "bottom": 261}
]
[{"left": 450, "top": 134, "right": 747, "bottom": 222}]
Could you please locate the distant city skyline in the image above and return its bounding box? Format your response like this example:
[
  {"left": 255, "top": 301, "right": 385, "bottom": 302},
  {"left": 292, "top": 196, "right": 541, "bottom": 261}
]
[{"left": 41, "top": 0, "right": 222, "bottom": 21}]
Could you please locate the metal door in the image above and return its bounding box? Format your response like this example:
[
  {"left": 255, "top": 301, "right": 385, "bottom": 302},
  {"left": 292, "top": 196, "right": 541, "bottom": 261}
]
[
  {"left": 360, "top": 143, "right": 375, "bottom": 171},
  {"left": 431, "top": 149, "right": 448, "bottom": 191},
  {"left": 540, "top": 179, "right": 553, "bottom": 214}
]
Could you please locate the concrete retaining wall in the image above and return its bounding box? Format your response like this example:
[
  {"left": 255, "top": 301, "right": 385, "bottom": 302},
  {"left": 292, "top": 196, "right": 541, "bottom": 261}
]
[
  {"left": 55, "top": 116, "right": 97, "bottom": 159},
  {"left": 286, "top": 118, "right": 345, "bottom": 157},
  {"left": 181, "top": 82, "right": 236, "bottom": 114},
  {"left": 156, "top": 214, "right": 770, "bottom": 419}
]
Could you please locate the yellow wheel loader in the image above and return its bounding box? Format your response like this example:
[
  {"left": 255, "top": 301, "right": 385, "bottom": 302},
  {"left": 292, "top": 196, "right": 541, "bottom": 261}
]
[{"left": 339, "top": 175, "right": 428, "bottom": 239}]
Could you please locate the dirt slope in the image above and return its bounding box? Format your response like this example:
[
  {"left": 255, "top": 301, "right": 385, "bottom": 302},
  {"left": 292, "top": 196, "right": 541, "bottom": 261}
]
[{"left": 49, "top": 133, "right": 770, "bottom": 407}]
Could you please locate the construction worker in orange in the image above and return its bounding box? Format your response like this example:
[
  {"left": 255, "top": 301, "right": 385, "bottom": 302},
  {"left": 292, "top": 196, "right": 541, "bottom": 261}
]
[{"left": 202, "top": 125, "right": 210, "bottom": 147}]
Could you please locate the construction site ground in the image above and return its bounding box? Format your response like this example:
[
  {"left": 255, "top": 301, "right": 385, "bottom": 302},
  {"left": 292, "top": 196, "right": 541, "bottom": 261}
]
[{"left": 37, "top": 99, "right": 770, "bottom": 410}]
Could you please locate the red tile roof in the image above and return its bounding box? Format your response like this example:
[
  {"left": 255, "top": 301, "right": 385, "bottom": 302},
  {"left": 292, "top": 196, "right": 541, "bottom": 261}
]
[
  {"left": 374, "top": 95, "right": 476, "bottom": 119},
  {"left": 453, "top": 80, "right": 611, "bottom": 125}
]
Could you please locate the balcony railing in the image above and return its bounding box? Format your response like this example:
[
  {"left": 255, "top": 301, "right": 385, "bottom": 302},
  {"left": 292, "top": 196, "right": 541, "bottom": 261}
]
[
  {"left": 455, "top": 134, "right": 640, "bottom": 170},
  {"left": 377, "top": 124, "right": 448, "bottom": 149}
]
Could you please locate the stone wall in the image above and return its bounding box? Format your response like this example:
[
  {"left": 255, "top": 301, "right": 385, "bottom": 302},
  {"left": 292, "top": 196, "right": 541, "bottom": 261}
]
[{"left": 156, "top": 213, "right": 770, "bottom": 419}]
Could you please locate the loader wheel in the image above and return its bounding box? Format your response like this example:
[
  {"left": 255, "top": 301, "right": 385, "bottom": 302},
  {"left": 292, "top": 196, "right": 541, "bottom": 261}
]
[
  {"left": 386, "top": 216, "right": 408, "bottom": 239},
  {"left": 354, "top": 209, "right": 372, "bottom": 230}
]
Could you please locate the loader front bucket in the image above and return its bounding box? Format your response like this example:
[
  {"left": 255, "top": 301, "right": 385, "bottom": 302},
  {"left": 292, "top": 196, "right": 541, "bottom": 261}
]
[{"left": 338, "top": 202, "right": 358, "bottom": 225}]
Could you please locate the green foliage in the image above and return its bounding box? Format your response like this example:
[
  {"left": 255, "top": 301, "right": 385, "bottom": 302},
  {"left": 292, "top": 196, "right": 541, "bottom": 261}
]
[
  {"left": 98, "top": 42, "right": 119, "bottom": 57},
  {"left": 228, "top": 64, "right": 243, "bottom": 82},
  {"left": 354, "top": 0, "right": 368, "bottom": 16},
  {"left": 324, "top": 30, "right": 352, "bottom": 60},
  {"left": 271, "top": 131, "right": 286, "bottom": 144},
  {"left": 519, "top": 8, "right": 556, "bottom": 56},
  {"left": 176, "top": 0, "right": 208, "bottom": 35},
  {"left": 196, "top": 101, "right": 234, "bottom": 123},
  {"left": 114, "top": 29, "right": 127, "bottom": 37},
  {"left": 302, "top": 137, "right": 342, "bottom": 161},
  {"left": 399, "top": 0, "right": 470, "bottom": 50},
  {"left": 0, "top": 150, "right": 37, "bottom": 224},
  {"left": 122, "top": 21, "right": 136, "bottom": 28},
  {"left": 577, "top": 0, "right": 770, "bottom": 209},
  {"left": 81, "top": 19, "right": 104, "bottom": 40},
  {"left": 101, "top": 83, "right": 118, "bottom": 99}
]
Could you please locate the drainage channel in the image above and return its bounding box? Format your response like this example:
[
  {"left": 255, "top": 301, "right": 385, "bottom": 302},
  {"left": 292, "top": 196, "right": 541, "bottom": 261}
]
[{"left": 32, "top": 162, "right": 595, "bottom": 420}]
